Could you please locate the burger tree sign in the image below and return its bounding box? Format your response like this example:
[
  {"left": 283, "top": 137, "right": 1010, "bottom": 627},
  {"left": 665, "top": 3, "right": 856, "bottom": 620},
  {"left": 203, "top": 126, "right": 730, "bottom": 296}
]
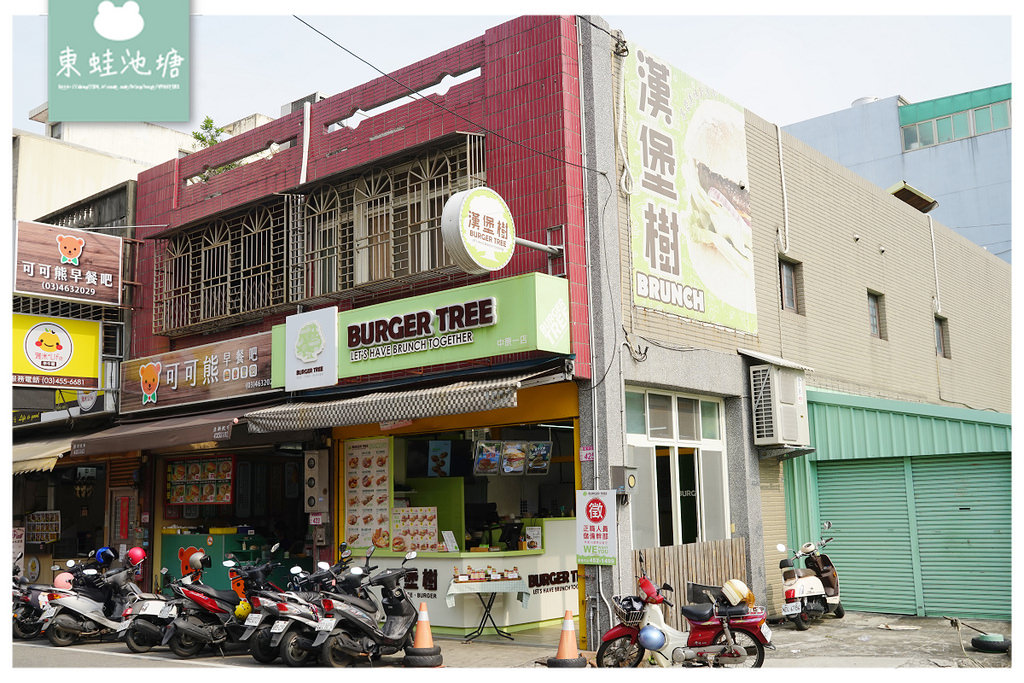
[{"left": 576, "top": 490, "right": 617, "bottom": 565}]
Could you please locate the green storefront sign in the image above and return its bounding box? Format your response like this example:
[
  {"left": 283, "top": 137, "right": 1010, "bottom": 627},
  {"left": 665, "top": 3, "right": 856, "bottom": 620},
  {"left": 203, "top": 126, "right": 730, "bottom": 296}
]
[{"left": 272, "top": 273, "right": 570, "bottom": 386}]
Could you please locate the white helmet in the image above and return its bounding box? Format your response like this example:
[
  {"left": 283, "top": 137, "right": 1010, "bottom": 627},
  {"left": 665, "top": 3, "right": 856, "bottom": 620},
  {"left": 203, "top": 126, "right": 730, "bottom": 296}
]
[{"left": 800, "top": 542, "right": 816, "bottom": 555}]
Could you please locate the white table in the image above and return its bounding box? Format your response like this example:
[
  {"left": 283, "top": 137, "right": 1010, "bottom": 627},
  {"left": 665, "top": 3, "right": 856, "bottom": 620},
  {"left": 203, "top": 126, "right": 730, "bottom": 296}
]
[{"left": 445, "top": 578, "right": 531, "bottom": 640}]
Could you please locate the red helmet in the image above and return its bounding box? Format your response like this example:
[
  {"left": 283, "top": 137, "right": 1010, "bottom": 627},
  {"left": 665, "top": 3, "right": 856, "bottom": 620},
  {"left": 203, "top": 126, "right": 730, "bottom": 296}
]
[{"left": 127, "top": 547, "right": 147, "bottom": 568}]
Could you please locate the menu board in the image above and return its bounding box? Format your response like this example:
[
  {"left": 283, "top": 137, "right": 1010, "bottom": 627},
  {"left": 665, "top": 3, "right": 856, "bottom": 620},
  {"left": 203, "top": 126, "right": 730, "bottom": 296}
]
[
  {"left": 427, "top": 440, "right": 452, "bottom": 477},
  {"left": 166, "top": 456, "right": 234, "bottom": 506},
  {"left": 526, "top": 441, "right": 553, "bottom": 475},
  {"left": 26, "top": 511, "right": 61, "bottom": 544},
  {"left": 391, "top": 506, "right": 438, "bottom": 552},
  {"left": 476, "top": 440, "right": 553, "bottom": 476},
  {"left": 473, "top": 440, "right": 502, "bottom": 475},
  {"left": 343, "top": 438, "right": 391, "bottom": 549},
  {"left": 500, "top": 442, "right": 527, "bottom": 474}
]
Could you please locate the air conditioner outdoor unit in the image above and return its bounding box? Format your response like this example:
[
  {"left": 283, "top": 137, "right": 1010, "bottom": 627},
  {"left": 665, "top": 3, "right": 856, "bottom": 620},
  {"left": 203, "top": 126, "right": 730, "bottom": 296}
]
[{"left": 750, "top": 364, "right": 810, "bottom": 447}]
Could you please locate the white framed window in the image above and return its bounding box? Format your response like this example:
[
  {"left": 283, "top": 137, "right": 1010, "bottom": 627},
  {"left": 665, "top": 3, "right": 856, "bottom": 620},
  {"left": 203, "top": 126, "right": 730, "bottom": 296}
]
[{"left": 625, "top": 389, "right": 730, "bottom": 547}]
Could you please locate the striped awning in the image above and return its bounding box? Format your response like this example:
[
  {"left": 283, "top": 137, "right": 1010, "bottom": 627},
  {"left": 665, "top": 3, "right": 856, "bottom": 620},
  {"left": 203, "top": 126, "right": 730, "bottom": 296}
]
[
  {"left": 244, "top": 375, "right": 526, "bottom": 434},
  {"left": 13, "top": 435, "right": 75, "bottom": 474}
]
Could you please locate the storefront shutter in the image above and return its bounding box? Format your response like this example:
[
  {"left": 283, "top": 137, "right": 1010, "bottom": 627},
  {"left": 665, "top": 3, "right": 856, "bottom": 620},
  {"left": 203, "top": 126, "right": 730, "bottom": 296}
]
[
  {"left": 911, "top": 453, "right": 1011, "bottom": 619},
  {"left": 815, "top": 459, "right": 918, "bottom": 614}
]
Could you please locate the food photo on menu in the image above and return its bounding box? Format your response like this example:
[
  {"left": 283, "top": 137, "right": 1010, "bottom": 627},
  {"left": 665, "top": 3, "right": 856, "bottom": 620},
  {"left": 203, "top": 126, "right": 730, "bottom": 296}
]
[
  {"left": 473, "top": 440, "right": 501, "bottom": 475},
  {"left": 500, "top": 442, "right": 527, "bottom": 474},
  {"left": 526, "top": 441, "right": 553, "bottom": 474}
]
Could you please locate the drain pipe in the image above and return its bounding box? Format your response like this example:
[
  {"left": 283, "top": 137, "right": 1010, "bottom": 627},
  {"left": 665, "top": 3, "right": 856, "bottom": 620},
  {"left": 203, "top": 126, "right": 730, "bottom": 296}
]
[{"left": 299, "top": 100, "right": 311, "bottom": 185}]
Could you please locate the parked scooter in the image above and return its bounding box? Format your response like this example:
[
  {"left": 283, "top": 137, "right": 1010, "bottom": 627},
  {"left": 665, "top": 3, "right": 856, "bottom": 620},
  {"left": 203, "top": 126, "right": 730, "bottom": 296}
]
[
  {"left": 316, "top": 551, "right": 421, "bottom": 667},
  {"left": 40, "top": 547, "right": 152, "bottom": 647},
  {"left": 116, "top": 566, "right": 196, "bottom": 653},
  {"left": 12, "top": 551, "right": 50, "bottom": 639},
  {"left": 597, "top": 552, "right": 773, "bottom": 668},
  {"left": 776, "top": 521, "right": 843, "bottom": 630}
]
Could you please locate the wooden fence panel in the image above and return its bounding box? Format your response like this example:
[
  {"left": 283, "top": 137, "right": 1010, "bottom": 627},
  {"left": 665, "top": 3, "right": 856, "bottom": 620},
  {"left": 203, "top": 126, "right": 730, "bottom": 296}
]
[{"left": 628, "top": 538, "right": 748, "bottom": 630}]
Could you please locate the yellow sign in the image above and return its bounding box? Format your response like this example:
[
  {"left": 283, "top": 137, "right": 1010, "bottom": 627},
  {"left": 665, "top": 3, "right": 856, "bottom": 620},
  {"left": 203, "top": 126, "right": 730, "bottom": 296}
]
[{"left": 13, "top": 314, "right": 101, "bottom": 389}]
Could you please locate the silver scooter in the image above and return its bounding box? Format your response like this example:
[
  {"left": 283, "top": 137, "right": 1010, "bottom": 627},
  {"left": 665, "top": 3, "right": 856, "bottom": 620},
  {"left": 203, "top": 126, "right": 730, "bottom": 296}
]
[
  {"left": 40, "top": 558, "right": 154, "bottom": 646},
  {"left": 776, "top": 521, "right": 844, "bottom": 630}
]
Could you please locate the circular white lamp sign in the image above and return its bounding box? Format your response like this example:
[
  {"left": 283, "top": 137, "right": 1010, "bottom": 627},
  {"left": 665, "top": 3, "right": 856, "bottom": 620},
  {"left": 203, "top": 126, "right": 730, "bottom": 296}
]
[{"left": 440, "top": 187, "right": 516, "bottom": 274}]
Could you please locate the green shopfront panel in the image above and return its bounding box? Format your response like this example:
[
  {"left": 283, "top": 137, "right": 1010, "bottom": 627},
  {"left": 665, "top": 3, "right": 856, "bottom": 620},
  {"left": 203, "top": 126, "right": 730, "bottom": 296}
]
[
  {"left": 911, "top": 453, "right": 1011, "bottom": 619},
  {"left": 815, "top": 458, "right": 918, "bottom": 615}
]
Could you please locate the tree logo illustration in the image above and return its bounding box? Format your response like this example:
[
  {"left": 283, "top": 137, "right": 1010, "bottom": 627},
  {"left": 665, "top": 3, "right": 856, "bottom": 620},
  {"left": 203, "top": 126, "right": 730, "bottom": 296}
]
[{"left": 295, "top": 321, "right": 326, "bottom": 364}]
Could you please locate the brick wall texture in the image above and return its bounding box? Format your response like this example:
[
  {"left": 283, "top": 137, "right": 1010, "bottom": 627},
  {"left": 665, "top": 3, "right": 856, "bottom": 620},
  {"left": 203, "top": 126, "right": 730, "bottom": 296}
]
[{"left": 132, "top": 16, "right": 591, "bottom": 380}]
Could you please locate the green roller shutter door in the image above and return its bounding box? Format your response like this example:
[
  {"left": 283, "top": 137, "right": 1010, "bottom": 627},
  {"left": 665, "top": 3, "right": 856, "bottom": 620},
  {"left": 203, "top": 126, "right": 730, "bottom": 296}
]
[
  {"left": 816, "top": 459, "right": 918, "bottom": 614},
  {"left": 816, "top": 454, "right": 1011, "bottom": 618},
  {"left": 912, "top": 453, "right": 1011, "bottom": 619}
]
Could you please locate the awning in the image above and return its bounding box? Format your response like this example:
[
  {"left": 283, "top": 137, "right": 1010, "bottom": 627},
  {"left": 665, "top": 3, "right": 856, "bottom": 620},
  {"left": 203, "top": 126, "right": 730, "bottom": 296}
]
[
  {"left": 245, "top": 374, "right": 527, "bottom": 434},
  {"left": 13, "top": 435, "right": 75, "bottom": 474},
  {"left": 70, "top": 408, "right": 244, "bottom": 457},
  {"left": 737, "top": 347, "right": 814, "bottom": 372}
]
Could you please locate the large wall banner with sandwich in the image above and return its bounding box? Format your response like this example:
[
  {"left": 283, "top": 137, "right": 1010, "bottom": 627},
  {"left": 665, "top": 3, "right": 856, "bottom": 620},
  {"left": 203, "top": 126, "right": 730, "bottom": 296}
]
[{"left": 623, "top": 46, "right": 757, "bottom": 334}]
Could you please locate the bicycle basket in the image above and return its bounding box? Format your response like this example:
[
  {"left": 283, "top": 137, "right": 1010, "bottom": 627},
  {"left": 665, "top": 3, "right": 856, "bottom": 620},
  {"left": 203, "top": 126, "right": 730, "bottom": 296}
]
[{"left": 613, "top": 595, "right": 645, "bottom": 627}]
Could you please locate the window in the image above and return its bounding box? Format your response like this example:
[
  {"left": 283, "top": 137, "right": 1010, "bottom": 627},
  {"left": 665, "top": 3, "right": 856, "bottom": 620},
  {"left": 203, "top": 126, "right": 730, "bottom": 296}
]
[
  {"left": 780, "top": 258, "right": 802, "bottom": 313},
  {"left": 626, "top": 390, "right": 730, "bottom": 547},
  {"left": 935, "top": 316, "right": 951, "bottom": 358},
  {"left": 868, "top": 291, "right": 887, "bottom": 339},
  {"left": 902, "top": 99, "right": 1010, "bottom": 151}
]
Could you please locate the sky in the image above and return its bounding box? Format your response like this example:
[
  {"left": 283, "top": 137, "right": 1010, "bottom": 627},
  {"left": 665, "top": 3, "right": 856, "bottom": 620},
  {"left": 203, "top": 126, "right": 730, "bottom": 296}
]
[{"left": 7, "top": 3, "right": 1015, "bottom": 137}]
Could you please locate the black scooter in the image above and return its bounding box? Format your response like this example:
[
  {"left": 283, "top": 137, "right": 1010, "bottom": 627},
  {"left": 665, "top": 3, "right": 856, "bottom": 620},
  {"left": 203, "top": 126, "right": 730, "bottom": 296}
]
[
  {"left": 12, "top": 551, "right": 49, "bottom": 639},
  {"left": 317, "top": 551, "right": 430, "bottom": 667}
]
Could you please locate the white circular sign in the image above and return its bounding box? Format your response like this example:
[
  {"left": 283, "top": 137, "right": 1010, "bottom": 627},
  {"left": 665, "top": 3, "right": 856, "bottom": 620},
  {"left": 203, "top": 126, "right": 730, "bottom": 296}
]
[
  {"left": 23, "top": 322, "right": 75, "bottom": 373},
  {"left": 440, "top": 187, "right": 516, "bottom": 274}
]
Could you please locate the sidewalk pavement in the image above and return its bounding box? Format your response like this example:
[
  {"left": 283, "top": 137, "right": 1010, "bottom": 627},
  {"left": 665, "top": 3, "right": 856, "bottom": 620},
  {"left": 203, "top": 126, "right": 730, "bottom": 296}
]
[{"left": 426, "top": 611, "right": 1012, "bottom": 668}]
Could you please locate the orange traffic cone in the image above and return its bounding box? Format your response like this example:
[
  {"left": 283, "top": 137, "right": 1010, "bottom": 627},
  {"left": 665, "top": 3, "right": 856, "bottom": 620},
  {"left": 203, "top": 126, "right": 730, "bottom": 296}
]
[
  {"left": 403, "top": 602, "right": 443, "bottom": 667},
  {"left": 413, "top": 602, "right": 435, "bottom": 649},
  {"left": 546, "top": 610, "right": 587, "bottom": 667}
]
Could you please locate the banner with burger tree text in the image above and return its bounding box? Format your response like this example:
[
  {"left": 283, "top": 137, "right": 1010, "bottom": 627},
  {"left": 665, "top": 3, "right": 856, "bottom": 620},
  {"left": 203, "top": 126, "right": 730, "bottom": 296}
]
[{"left": 624, "top": 47, "right": 756, "bottom": 334}]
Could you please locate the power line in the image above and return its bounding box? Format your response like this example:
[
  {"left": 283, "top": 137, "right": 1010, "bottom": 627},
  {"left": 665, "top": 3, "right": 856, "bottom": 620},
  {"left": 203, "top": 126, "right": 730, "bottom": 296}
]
[{"left": 292, "top": 15, "right": 609, "bottom": 178}]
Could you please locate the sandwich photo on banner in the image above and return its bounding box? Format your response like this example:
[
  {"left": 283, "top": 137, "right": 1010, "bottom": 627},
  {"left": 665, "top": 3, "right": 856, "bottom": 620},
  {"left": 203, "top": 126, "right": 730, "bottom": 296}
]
[{"left": 625, "top": 46, "right": 757, "bottom": 334}]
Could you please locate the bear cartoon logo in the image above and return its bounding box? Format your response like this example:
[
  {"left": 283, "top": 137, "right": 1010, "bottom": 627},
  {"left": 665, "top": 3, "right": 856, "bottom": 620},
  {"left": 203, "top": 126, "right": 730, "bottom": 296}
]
[
  {"left": 177, "top": 546, "right": 203, "bottom": 578},
  {"left": 55, "top": 234, "right": 87, "bottom": 266},
  {"left": 139, "top": 361, "right": 162, "bottom": 405}
]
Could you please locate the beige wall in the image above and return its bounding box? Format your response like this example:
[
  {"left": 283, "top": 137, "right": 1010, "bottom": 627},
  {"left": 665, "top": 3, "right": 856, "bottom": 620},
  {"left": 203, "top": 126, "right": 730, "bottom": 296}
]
[
  {"left": 13, "top": 132, "right": 151, "bottom": 221},
  {"left": 618, "top": 112, "right": 1011, "bottom": 414}
]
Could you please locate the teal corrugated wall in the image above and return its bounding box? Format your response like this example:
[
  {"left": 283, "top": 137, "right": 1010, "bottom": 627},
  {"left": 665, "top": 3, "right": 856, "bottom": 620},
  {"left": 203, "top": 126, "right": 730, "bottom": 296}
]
[{"left": 783, "top": 392, "right": 1011, "bottom": 617}]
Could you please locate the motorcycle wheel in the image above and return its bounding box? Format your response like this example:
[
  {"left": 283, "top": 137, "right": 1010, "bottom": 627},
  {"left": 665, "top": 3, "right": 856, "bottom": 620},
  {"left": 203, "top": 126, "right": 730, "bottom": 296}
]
[
  {"left": 280, "top": 629, "right": 311, "bottom": 667},
  {"left": 790, "top": 612, "right": 810, "bottom": 631},
  {"left": 833, "top": 603, "right": 845, "bottom": 619},
  {"left": 168, "top": 630, "right": 204, "bottom": 658},
  {"left": 13, "top": 617, "right": 43, "bottom": 640},
  {"left": 596, "top": 635, "right": 645, "bottom": 667},
  {"left": 125, "top": 623, "right": 156, "bottom": 653},
  {"left": 46, "top": 620, "right": 79, "bottom": 647},
  {"left": 249, "top": 624, "right": 280, "bottom": 664},
  {"left": 319, "top": 635, "right": 356, "bottom": 668},
  {"left": 712, "top": 630, "right": 765, "bottom": 668}
]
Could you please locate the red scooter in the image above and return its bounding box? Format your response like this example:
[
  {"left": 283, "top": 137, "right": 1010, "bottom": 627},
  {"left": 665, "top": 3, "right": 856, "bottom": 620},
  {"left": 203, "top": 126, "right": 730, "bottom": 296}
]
[{"left": 597, "top": 553, "right": 773, "bottom": 668}]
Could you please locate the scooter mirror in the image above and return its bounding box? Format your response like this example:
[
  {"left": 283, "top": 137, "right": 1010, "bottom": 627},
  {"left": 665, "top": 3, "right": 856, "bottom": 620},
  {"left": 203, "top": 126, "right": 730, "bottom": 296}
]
[
  {"left": 84, "top": 568, "right": 98, "bottom": 576},
  {"left": 776, "top": 543, "right": 787, "bottom": 553},
  {"left": 340, "top": 550, "right": 352, "bottom": 560},
  {"left": 823, "top": 521, "right": 832, "bottom": 530},
  {"left": 160, "top": 567, "right": 169, "bottom": 575},
  {"left": 290, "top": 566, "right": 303, "bottom": 574},
  {"left": 66, "top": 560, "right": 76, "bottom": 568},
  {"left": 223, "top": 560, "right": 236, "bottom": 568},
  {"left": 51, "top": 564, "right": 60, "bottom": 571},
  {"left": 405, "top": 551, "right": 417, "bottom": 562},
  {"left": 366, "top": 547, "right": 375, "bottom": 558},
  {"left": 317, "top": 561, "right": 331, "bottom": 571},
  {"left": 350, "top": 566, "right": 364, "bottom": 576},
  {"left": 338, "top": 542, "right": 348, "bottom": 552},
  {"left": 271, "top": 543, "right": 281, "bottom": 553}
]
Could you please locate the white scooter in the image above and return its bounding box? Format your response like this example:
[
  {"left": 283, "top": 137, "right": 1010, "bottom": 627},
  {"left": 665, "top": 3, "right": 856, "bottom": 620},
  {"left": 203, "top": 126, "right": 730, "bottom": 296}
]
[
  {"left": 776, "top": 521, "right": 844, "bottom": 630},
  {"left": 40, "top": 559, "right": 153, "bottom": 646}
]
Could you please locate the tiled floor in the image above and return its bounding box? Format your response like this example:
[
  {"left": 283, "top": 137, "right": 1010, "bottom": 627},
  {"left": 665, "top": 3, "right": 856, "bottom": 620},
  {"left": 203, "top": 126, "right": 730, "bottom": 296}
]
[{"left": 437, "top": 619, "right": 573, "bottom": 648}]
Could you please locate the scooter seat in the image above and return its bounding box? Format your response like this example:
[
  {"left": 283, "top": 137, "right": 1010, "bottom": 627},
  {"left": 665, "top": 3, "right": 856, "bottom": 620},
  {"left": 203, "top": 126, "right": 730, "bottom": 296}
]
[
  {"left": 681, "top": 604, "right": 715, "bottom": 622},
  {"left": 185, "top": 583, "right": 241, "bottom": 606},
  {"left": 325, "top": 591, "right": 377, "bottom": 616}
]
